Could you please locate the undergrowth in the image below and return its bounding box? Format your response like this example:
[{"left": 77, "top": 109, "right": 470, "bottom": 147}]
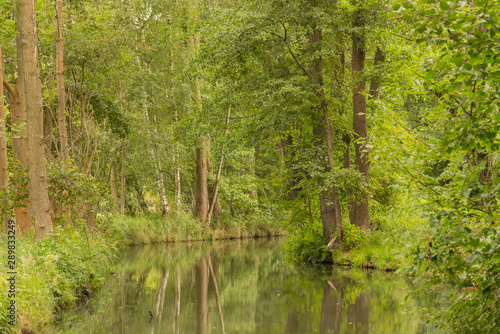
[
  {"left": 0, "top": 225, "right": 117, "bottom": 334},
  {"left": 109, "top": 211, "right": 284, "bottom": 246},
  {"left": 287, "top": 194, "right": 431, "bottom": 270}
]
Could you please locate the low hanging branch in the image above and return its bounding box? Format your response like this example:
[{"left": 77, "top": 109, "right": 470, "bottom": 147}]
[{"left": 206, "top": 104, "right": 231, "bottom": 226}]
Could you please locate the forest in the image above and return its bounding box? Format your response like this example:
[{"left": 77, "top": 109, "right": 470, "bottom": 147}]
[{"left": 0, "top": 0, "right": 499, "bottom": 333}]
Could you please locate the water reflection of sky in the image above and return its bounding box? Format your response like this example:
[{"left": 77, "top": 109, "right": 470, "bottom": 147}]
[{"left": 46, "top": 238, "right": 442, "bottom": 334}]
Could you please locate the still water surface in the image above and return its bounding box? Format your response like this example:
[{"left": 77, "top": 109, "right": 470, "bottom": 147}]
[{"left": 47, "top": 238, "right": 441, "bottom": 333}]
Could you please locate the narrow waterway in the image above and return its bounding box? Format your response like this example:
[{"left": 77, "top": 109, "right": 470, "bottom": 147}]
[{"left": 46, "top": 238, "right": 441, "bottom": 333}]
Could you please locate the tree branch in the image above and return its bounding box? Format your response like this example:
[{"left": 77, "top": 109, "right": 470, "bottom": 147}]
[
  {"left": 280, "top": 22, "right": 311, "bottom": 79},
  {"left": 2, "top": 77, "right": 15, "bottom": 100}
]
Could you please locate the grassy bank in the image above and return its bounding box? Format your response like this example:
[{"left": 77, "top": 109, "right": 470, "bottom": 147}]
[
  {"left": 286, "top": 198, "right": 431, "bottom": 271},
  {"left": 108, "top": 212, "right": 285, "bottom": 245},
  {"left": 0, "top": 212, "right": 283, "bottom": 333},
  {"left": 0, "top": 226, "right": 117, "bottom": 334}
]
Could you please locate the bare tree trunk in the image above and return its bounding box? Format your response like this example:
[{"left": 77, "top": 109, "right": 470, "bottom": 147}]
[
  {"left": 120, "top": 160, "right": 126, "bottom": 214},
  {"left": 132, "top": 174, "right": 148, "bottom": 213},
  {"left": 168, "top": 12, "right": 182, "bottom": 211},
  {"left": 143, "top": 87, "right": 170, "bottom": 215},
  {"left": 19, "top": 0, "right": 53, "bottom": 240},
  {"left": 206, "top": 105, "right": 231, "bottom": 226},
  {"left": 110, "top": 160, "right": 118, "bottom": 213},
  {"left": 0, "top": 46, "right": 9, "bottom": 230},
  {"left": 2, "top": 7, "right": 33, "bottom": 234},
  {"left": 369, "top": 47, "right": 385, "bottom": 100},
  {"left": 351, "top": 3, "right": 370, "bottom": 230},
  {"left": 280, "top": 133, "right": 298, "bottom": 200},
  {"left": 307, "top": 11, "right": 343, "bottom": 242},
  {"left": 247, "top": 154, "right": 257, "bottom": 199},
  {"left": 196, "top": 136, "right": 208, "bottom": 224},
  {"left": 56, "top": 0, "right": 69, "bottom": 163}
]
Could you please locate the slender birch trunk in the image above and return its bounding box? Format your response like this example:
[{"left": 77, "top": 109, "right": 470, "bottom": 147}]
[{"left": 168, "top": 12, "right": 182, "bottom": 210}]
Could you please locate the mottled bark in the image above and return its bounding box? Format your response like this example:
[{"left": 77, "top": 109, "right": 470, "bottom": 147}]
[{"left": 19, "top": 0, "right": 53, "bottom": 240}]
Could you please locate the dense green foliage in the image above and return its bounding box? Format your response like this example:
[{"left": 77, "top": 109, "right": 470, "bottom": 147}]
[{"left": 0, "top": 0, "right": 499, "bottom": 332}]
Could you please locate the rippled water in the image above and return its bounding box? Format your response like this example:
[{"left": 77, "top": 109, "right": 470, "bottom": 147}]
[{"left": 46, "top": 237, "right": 442, "bottom": 333}]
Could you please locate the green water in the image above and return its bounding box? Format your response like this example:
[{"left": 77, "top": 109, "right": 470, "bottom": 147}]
[{"left": 46, "top": 238, "right": 441, "bottom": 333}]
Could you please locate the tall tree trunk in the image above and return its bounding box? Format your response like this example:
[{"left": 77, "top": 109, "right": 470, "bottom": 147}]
[
  {"left": 206, "top": 105, "right": 231, "bottom": 226},
  {"left": 19, "top": 0, "right": 53, "bottom": 240},
  {"left": 0, "top": 46, "right": 9, "bottom": 230},
  {"left": 247, "top": 154, "right": 257, "bottom": 199},
  {"left": 143, "top": 87, "right": 170, "bottom": 215},
  {"left": 2, "top": 7, "right": 33, "bottom": 234},
  {"left": 280, "top": 133, "right": 298, "bottom": 200},
  {"left": 110, "top": 160, "right": 118, "bottom": 212},
  {"left": 132, "top": 174, "right": 148, "bottom": 213},
  {"left": 196, "top": 136, "right": 208, "bottom": 224},
  {"left": 369, "top": 47, "right": 385, "bottom": 100},
  {"left": 307, "top": 9, "right": 343, "bottom": 242},
  {"left": 351, "top": 3, "right": 370, "bottom": 230},
  {"left": 207, "top": 139, "right": 221, "bottom": 222},
  {"left": 56, "top": 0, "right": 69, "bottom": 163},
  {"left": 120, "top": 160, "right": 126, "bottom": 214},
  {"left": 168, "top": 12, "right": 182, "bottom": 211}
]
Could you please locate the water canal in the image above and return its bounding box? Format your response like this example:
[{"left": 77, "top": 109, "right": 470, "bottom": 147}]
[{"left": 46, "top": 238, "right": 442, "bottom": 333}]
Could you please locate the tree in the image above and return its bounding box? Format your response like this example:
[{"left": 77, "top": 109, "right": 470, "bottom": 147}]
[
  {"left": 307, "top": 0, "right": 343, "bottom": 242},
  {"left": 18, "top": 0, "right": 53, "bottom": 240},
  {"left": 196, "top": 136, "right": 208, "bottom": 224},
  {"left": 2, "top": 2, "right": 32, "bottom": 234},
  {"left": 0, "top": 45, "right": 8, "bottom": 229},
  {"left": 56, "top": 0, "right": 69, "bottom": 163},
  {"left": 350, "top": 1, "right": 370, "bottom": 230}
]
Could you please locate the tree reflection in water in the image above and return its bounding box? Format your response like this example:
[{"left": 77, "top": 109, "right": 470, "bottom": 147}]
[{"left": 45, "top": 238, "right": 442, "bottom": 334}]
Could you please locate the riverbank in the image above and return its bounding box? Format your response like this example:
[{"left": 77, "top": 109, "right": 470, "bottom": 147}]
[
  {"left": 0, "top": 213, "right": 284, "bottom": 333},
  {"left": 286, "top": 204, "right": 430, "bottom": 272}
]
